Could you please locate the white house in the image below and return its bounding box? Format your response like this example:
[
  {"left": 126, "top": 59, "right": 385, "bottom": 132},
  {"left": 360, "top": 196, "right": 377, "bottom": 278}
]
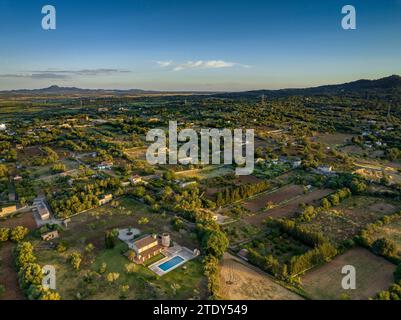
[
  {"left": 36, "top": 203, "right": 50, "bottom": 221},
  {"left": 317, "top": 166, "right": 334, "bottom": 175},
  {"left": 0, "top": 123, "right": 6, "bottom": 131},
  {"left": 96, "top": 161, "right": 113, "bottom": 170},
  {"left": 129, "top": 175, "right": 147, "bottom": 185},
  {"left": 99, "top": 194, "right": 113, "bottom": 206}
]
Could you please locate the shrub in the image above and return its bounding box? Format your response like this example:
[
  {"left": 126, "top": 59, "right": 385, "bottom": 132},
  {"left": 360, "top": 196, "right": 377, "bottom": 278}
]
[
  {"left": 105, "top": 229, "right": 119, "bottom": 249},
  {"left": 106, "top": 272, "right": 120, "bottom": 283},
  {"left": 99, "top": 262, "right": 107, "bottom": 274},
  {"left": 0, "top": 227, "right": 10, "bottom": 242},
  {"left": 10, "top": 226, "right": 29, "bottom": 242},
  {"left": 125, "top": 263, "right": 137, "bottom": 274},
  {"left": 68, "top": 252, "right": 82, "bottom": 271},
  {"left": 372, "top": 238, "right": 397, "bottom": 259}
]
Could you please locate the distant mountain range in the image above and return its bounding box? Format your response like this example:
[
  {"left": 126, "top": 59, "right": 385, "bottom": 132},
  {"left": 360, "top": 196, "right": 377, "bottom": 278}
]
[
  {"left": 0, "top": 85, "right": 158, "bottom": 96},
  {"left": 213, "top": 75, "right": 401, "bottom": 99},
  {"left": 0, "top": 75, "right": 400, "bottom": 98}
]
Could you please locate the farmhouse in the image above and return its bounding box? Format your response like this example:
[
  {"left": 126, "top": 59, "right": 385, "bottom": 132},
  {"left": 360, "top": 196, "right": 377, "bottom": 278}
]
[
  {"left": 316, "top": 165, "right": 334, "bottom": 175},
  {"left": 36, "top": 203, "right": 51, "bottom": 220},
  {"left": 99, "top": 194, "right": 113, "bottom": 206},
  {"left": 96, "top": 161, "right": 113, "bottom": 170},
  {"left": 0, "top": 205, "right": 17, "bottom": 218},
  {"left": 130, "top": 175, "right": 146, "bottom": 185},
  {"left": 130, "top": 234, "right": 163, "bottom": 263}
]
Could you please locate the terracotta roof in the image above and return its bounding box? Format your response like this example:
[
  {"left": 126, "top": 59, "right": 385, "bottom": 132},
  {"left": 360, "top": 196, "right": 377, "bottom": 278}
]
[{"left": 134, "top": 235, "right": 158, "bottom": 249}]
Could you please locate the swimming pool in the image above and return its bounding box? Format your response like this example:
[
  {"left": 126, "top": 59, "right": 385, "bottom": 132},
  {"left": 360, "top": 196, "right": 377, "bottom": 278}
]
[{"left": 158, "top": 256, "right": 185, "bottom": 272}]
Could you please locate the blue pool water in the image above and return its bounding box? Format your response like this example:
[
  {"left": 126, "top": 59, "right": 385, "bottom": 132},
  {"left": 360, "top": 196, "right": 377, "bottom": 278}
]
[{"left": 158, "top": 256, "right": 185, "bottom": 271}]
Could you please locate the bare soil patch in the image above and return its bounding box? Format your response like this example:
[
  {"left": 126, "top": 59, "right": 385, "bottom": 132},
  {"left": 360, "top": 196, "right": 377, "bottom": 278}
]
[
  {"left": 316, "top": 133, "right": 355, "bottom": 146},
  {"left": 0, "top": 211, "right": 37, "bottom": 229},
  {"left": 218, "top": 254, "right": 302, "bottom": 300},
  {"left": 302, "top": 247, "right": 396, "bottom": 300},
  {"left": 0, "top": 243, "right": 25, "bottom": 300},
  {"left": 243, "top": 185, "right": 304, "bottom": 213},
  {"left": 245, "top": 189, "right": 333, "bottom": 225}
]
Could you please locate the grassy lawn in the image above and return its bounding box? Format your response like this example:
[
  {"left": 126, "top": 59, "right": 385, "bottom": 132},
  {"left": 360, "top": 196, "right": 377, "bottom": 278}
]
[
  {"left": 58, "top": 196, "right": 199, "bottom": 250},
  {"left": 33, "top": 195, "right": 207, "bottom": 300},
  {"left": 36, "top": 241, "right": 207, "bottom": 300},
  {"left": 144, "top": 253, "right": 166, "bottom": 267},
  {"left": 175, "top": 165, "right": 234, "bottom": 180}
]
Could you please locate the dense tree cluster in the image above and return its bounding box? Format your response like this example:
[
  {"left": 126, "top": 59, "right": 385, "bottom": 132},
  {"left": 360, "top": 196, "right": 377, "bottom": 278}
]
[
  {"left": 0, "top": 226, "right": 29, "bottom": 243},
  {"left": 196, "top": 220, "right": 229, "bottom": 299},
  {"left": 215, "top": 181, "right": 270, "bottom": 207},
  {"left": 14, "top": 241, "right": 61, "bottom": 300},
  {"left": 298, "top": 188, "right": 352, "bottom": 221},
  {"left": 31, "top": 146, "right": 59, "bottom": 166},
  {"left": 50, "top": 177, "right": 122, "bottom": 218},
  {"left": 358, "top": 211, "right": 401, "bottom": 264},
  {"left": 247, "top": 218, "right": 339, "bottom": 278},
  {"left": 15, "top": 180, "right": 36, "bottom": 205},
  {"left": 51, "top": 163, "right": 67, "bottom": 173}
]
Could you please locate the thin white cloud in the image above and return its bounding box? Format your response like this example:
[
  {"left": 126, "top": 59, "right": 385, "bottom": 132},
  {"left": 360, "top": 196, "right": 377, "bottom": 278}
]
[
  {"left": 0, "top": 68, "right": 131, "bottom": 79},
  {"left": 156, "top": 60, "right": 173, "bottom": 68},
  {"left": 156, "top": 60, "right": 250, "bottom": 71}
]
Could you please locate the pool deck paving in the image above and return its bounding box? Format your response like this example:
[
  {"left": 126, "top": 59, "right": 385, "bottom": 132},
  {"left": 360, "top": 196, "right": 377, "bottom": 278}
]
[{"left": 149, "top": 245, "right": 198, "bottom": 276}]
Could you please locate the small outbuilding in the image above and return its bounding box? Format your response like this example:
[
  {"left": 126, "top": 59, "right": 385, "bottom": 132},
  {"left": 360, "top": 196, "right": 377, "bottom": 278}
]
[{"left": 41, "top": 230, "right": 59, "bottom": 241}]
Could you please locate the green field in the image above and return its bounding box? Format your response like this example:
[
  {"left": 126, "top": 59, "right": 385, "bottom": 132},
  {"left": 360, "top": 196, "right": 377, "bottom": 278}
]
[
  {"left": 299, "top": 196, "right": 401, "bottom": 244},
  {"left": 33, "top": 196, "right": 207, "bottom": 299},
  {"left": 36, "top": 242, "right": 206, "bottom": 300}
]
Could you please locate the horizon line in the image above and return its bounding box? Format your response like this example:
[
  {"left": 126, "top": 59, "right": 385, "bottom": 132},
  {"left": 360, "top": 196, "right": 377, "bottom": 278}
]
[{"left": 0, "top": 74, "right": 400, "bottom": 94}]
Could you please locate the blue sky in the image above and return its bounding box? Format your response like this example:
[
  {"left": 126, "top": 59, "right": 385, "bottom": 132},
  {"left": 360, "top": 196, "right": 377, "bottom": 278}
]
[{"left": 0, "top": 0, "right": 401, "bottom": 91}]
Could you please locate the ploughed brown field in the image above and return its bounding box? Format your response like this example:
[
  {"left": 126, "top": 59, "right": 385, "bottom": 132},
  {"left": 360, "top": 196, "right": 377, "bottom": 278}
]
[
  {"left": 204, "top": 175, "right": 263, "bottom": 199},
  {"left": 243, "top": 185, "right": 305, "bottom": 213},
  {"left": 302, "top": 247, "right": 396, "bottom": 300},
  {"left": 0, "top": 212, "right": 37, "bottom": 229},
  {"left": 0, "top": 243, "right": 25, "bottom": 300},
  {"left": 244, "top": 189, "right": 333, "bottom": 225},
  {"left": 218, "top": 254, "right": 303, "bottom": 300},
  {"left": 0, "top": 212, "right": 37, "bottom": 300}
]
